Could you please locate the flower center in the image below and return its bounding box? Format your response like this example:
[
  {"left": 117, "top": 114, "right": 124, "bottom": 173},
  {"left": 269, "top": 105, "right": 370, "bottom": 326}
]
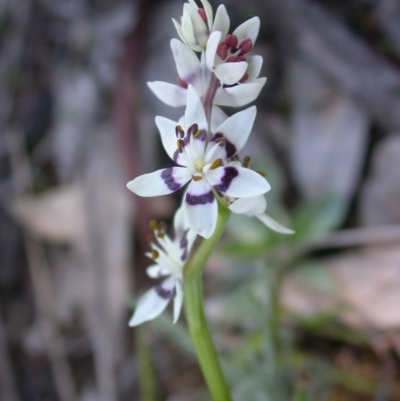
[{"left": 194, "top": 159, "right": 205, "bottom": 172}]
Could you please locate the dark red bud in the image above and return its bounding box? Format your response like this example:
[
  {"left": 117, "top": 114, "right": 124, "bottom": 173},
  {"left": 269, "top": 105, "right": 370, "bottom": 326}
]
[
  {"left": 226, "top": 56, "right": 239, "bottom": 63},
  {"left": 230, "top": 34, "right": 238, "bottom": 49},
  {"left": 239, "top": 38, "right": 253, "bottom": 55},
  {"left": 224, "top": 34, "right": 238, "bottom": 50},
  {"left": 177, "top": 76, "right": 188, "bottom": 88},
  {"left": 217, "top": 43, "right": 228, "bottom": 60},
  {"left": 198, "top": 8, "right": 207, "bottom": 23}
]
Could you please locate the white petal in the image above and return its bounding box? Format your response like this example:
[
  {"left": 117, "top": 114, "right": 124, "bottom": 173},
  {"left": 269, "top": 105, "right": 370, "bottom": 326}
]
[
  {"left": 229, "top": 195, "right": 267, "bottom": 216},
  {"left": 200, "top": 0, "right": 213, "bottom": 29},
  {"left": 185, "top": 85, "right": 208, "bottom": 132},
  {"left": 233, "top": 16, "right": 260, "bottom": 45},
  {"left": 172, "top": 19, "right": 186, "bottom": 44},
  {"left": 185, "top": 2, "right": 208, "bottom": 47},
  {"left": 129, "top": 278, "right": 175, "bottom": 326},
  {"left": 206, "top": 166, "right": 271, "bottom": 197},
  {"left": 146, "top": 264, "right": 169, "bottom": 278},
  {"left": 210, "top": 106, "right": 229, "bottom": 133},
  {"left": 188, "top": 0, "right": 198, "bottom": 9},
  {"left": 181, "top": 7, "right": 201, "bottom": 51},
  {"left": 246, "top": 55, "right": 263, "bottom": 81},
  {"left": 204, "top": 142, "right": 228, "bottom": 164},
  {"left": 186, "top": 229, "right": 197, "bottom": 253},
  {"left": 170, "top": 39, "right": 202, "bottom": 86},
  {"left": 214, "top": 77, "right": 266, "bottom": 107},
  {"left": 256, "top": 214, "right": 295, "bottom": 234},
  {"left": 127, "top": 167, "right": 191, "bottom": 197},
  {"left": 215, "top": 106, "right": 256, "bottom": 156},
  {"left": 184, "top": 179, "right": 218, "bottom": 238},
  {"left": 205, "top": 30, "right": 222, "bottom": 70},
  {"left": 173, "top": 279, "right": 184, "bottom": 323},
  {"left": 173, "top": 204, "right": 187, "bottom": 234},
  {"left": 212, "top": 5, "right": 229, "bottom": 37},
  {"left": 147, "top": 81, "right": 187, "bottom": 107},
  {"left": 215, "top": 61, "right": 248, "bottom": 85},
  {"left": 155, "top": 116, "right": 185, "bottom": 165},
  {"left": 155, "top": 116, "right": 185, "bottom": 166}
]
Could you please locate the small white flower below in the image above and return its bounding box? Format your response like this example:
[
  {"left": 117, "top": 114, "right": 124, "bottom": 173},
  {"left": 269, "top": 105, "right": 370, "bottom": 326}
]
[{"left": 129, "top": 208, "right": 196, "bottom": 326}]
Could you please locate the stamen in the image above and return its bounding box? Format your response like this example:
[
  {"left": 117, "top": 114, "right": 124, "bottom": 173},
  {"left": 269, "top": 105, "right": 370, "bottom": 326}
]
[
  {"left": 239, "top": 38, "right": 253, "bottom": 55},
  {"left": 243, "top": 155, "right": 251, "bottom": 167},
  {"left": 257, "top": 170, "right": 267, "bottom": 177},
  {"left": 210, "top": 158, "right": 222, "bottom": 170},
  {"left": 157, "top": 231, "right": 165, "bottom": 239},
  {"left": 177, "top": 76, "right": 188, "bottom": 89},
  {"left": 147, "top": 234, "right": 155, "bottom": 244},
  {"left": 151, "top": 249, "right": 160, "bottom": 260},
  {"left": 188, "top": 123, "right": 199, "bottom": 137},
  {"left": 175, "top": 125, "right": 184, "bottom": 138},
  {"left": 192, "top": 175, "right": 203, "bottom": 181},
  {"left": 198, "top": 8, "right": 207, "bottom": 23},
  {"left": 159, "top": 221, "right": 167, "bottom": 232},
  {"left": 217, "top": 43, "right": 228, "bottom": 60},
  {"left": 150, "top": 220, "right": 158, "bottom": 231},
  {"left": 177, "top": 139, "right": 184, "bottom": 153},
  {"left": 194, "top": 129, "right": 206, "bottom": 139}
]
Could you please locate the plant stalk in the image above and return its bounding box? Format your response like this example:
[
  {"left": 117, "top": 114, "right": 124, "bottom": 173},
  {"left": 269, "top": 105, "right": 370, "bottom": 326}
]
[{"left": 184, "top": 204, "right": 232, "bottom": 401}]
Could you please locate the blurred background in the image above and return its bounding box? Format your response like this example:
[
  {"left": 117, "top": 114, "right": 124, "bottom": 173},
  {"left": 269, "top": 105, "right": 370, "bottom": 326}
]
[{"left": 1, "top": 0, "right": 400, "bottom": 400}]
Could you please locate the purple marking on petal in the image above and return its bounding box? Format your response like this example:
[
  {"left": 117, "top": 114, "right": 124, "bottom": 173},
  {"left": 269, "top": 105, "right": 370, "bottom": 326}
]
[
  {"left": 186, "top": 190, "right": 215, "bottom": 205},
  {"left": 213, "top": 167, "right": 239, "bottom": 192},
  {"left": 173, "top": 149, "right": 180, "bottom": 162},
  {"left": 161, "top": 168, "right": 182, "bottom": 191},
  {"left": 211, "top": 132, "right": 224, "bottom": 142},
  {"left": 225, "top": 141, "right": 237, "bottom": 158},
  {"left": 155, "top": 284, "right": 173, "bottom": 300},
  {"left": 210, "top": 133, "right": 236, "bottom": 157}
]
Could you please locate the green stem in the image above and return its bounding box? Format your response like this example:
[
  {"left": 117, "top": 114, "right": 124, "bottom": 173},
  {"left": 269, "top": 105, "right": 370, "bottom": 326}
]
[
  {"left": 136, "top": 326, "right": 158, "bottom": 401},
  {"left": 184, "top": 204, "right": 233, "bottom": 401}
]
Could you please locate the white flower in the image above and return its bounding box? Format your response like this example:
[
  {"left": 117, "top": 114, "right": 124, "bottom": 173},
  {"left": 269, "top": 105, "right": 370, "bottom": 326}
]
[
  {"left": 229, "top": 195, "right": 294, "bottom": 234},
  {"left": 205, "top": 15, "right": 265, "bottom": 88},
  {"left": 147, "top": 39, "right": 266, "bottom": 108},
  {"left": 173, "top": 0, "right": 230, "bottom": 52},
  {"left": 127, "top": 85, "right": 271, "bottom": 238},
  {"left": 172, "top": 0, "right": 213, "bottom": 52},
  {"left": 129, "top": 207, "right": 196, "bottom": 327}
]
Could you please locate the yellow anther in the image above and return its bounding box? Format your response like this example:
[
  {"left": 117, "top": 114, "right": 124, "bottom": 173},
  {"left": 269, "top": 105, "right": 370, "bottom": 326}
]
[
  {"left": 151, "top": 249, "right": 160, "bottom": 260},
  {"left": 157, "top": 231, "right": 165, "bottom": 239},
  {"left": 210, "top": 158, "right": 222, "bottom": 170},
  {"left": 177, "top": 139, "right": 184, "bottom": 153},
  {"left": 192, "top": 175, "right": 203, "bottom": 181},
  {"left": 175, "top": 125, "right": 184, "bottom": 138},
  {"left": 150, "top": 220, "right": 158, "bottom": 231},
  {"left": 243, "top": 156, "right": 251, "bottom": 168},
  {"left": 194, "top": 129, "right": 205, "bottom": 139},
  {"left": 257, "top": 170, "right": 267, "bottom": 177}
]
